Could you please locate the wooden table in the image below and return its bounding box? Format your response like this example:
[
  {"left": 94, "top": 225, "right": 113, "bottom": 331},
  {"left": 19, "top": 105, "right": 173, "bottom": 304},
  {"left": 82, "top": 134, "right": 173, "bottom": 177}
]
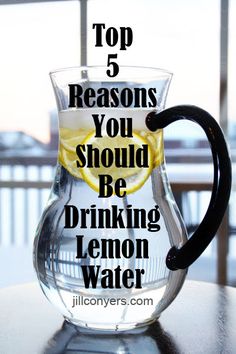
[{"left": 0, "top": 281, "right": 236, "bottom": 354}]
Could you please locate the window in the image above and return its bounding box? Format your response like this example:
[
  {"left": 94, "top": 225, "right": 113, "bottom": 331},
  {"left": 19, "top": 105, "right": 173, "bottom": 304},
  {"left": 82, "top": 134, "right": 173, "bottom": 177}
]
[
  {"left": 0, "top": 0, "right": 234, "bottom": 286},
  {"left": 0, "top": 0, "right": 80, "bottom": 143}
]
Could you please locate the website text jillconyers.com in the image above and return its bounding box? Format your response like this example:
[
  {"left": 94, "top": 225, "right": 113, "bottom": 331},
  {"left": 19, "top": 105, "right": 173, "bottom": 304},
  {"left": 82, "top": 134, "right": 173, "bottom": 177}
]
[{"left": 72, "top": 295, "right": 153, "bottom": 308}]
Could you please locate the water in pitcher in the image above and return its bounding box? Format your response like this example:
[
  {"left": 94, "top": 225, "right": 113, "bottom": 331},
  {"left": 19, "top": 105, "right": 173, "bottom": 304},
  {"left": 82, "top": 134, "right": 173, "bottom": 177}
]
[
  {"left": 33, "top": 66, "right": 231, "bottom": 331},
  {"left": 33, "top": 108, "right": 187, "bottom": 330}
]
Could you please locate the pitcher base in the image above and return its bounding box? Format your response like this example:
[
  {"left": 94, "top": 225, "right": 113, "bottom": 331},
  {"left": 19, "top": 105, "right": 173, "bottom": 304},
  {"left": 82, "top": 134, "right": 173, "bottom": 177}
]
[{"left": 64, "top": 316, "right": 160, "bottom": 332}]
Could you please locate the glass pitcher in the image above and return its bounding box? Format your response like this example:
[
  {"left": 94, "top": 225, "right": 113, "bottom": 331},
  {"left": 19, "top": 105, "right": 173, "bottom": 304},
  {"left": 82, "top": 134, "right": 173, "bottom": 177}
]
[{"left": 33, "top": 66, "right": 231, "bottom": 331}]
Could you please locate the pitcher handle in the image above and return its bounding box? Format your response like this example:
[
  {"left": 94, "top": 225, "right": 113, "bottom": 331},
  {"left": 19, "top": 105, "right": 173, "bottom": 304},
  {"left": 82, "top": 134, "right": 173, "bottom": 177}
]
[{"left": 146, "top": 105, "right": 231, "bottom": 270}]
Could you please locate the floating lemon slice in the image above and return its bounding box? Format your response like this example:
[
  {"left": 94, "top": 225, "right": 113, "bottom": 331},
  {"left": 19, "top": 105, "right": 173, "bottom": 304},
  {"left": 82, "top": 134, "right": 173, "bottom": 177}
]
[
  {"left": 78, "top": 131, "right": 153, "bottom": 195},
  {"left": 59, "top": 128, "right": 164, "bottom": 194},
  {"left": 59, "top": 128, "right": 91, "bottom": 179},
  {"left": 138, "top": 130, "right": 164, "bottom": 168}
]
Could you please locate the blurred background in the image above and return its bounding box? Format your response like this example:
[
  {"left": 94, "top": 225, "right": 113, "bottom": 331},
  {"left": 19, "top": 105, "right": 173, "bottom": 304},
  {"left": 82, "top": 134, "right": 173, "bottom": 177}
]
[{"left": 0, "top": 0, "right": 235, "bottom": 287}]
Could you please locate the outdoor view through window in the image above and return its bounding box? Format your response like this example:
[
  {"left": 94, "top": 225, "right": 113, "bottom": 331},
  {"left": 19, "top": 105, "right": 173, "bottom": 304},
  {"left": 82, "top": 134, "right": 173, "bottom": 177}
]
[{"left": 0, "top": 0, "right": 235, "bottom": 288}]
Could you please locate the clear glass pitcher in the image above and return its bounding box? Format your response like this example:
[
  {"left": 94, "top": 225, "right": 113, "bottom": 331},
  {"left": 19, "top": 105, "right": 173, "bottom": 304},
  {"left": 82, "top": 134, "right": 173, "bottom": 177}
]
[{"left": 33, "top": 66, "right": 231, "bottom": 331}]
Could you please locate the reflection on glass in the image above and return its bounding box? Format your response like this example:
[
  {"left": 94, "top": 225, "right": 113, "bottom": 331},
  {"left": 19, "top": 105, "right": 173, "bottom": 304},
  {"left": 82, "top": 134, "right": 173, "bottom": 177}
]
[{"left": 44, "top": 320, "right": 181, "bottom": 354}]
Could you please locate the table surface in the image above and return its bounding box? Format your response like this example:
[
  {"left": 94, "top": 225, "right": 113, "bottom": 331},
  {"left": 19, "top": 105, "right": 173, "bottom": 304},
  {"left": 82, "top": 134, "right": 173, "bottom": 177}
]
[{"left": 0, "top": 280, "right": 236, "bottom": 354}]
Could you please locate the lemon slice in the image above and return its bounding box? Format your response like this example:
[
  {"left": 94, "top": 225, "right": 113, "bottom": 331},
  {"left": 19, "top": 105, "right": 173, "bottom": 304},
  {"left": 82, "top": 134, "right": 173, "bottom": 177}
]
[
  {"left": 59, "top": 128, "right": 92, "bottom": 179},
  {"left": 138, "top": 130, "right": 164, "bottom": 168},
  {"left": 58, "top": 127, "right": 164, "bottom": 195},
  {"left": 79, "top": 131, "right": 153, "bottom": 195}
]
